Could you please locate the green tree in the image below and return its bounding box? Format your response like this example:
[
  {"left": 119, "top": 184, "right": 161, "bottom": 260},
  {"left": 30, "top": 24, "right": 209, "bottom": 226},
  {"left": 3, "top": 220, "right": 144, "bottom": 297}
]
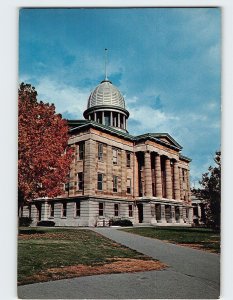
[{"left": 193, "top": 151, "right": 221, "bottom": 229}]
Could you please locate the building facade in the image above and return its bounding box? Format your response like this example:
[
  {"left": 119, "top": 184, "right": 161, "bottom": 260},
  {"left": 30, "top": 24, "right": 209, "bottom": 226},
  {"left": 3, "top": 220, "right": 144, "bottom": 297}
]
[{"left": 23, "top": 77, "right": 193, "bottom": 227}]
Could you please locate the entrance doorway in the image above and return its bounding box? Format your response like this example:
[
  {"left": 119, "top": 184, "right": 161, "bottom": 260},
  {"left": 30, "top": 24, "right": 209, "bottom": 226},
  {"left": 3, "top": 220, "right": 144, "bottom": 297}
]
[{"left": 137, "top": 204, "right": 143, "bottom": 223}]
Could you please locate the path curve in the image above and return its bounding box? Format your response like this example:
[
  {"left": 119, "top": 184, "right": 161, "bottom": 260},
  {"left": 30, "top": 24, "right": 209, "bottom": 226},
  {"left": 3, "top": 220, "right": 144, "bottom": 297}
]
[{"left": 18, "top": 227, "right": 220, "bottom": 299}]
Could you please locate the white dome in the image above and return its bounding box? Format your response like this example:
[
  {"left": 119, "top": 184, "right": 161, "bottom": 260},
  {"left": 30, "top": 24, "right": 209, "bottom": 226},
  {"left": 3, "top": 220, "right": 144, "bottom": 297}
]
[{"left": 87, "top": 80, "right": 125, "bottom": 109}]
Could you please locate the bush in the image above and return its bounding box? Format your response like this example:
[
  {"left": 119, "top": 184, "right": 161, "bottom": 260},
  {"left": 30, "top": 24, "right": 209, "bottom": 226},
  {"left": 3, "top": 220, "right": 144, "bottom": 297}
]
[
  {"left": 19, "top": 217, "right": 32, "bottom": 227},
  {"left": 37, "top": 220, "right": 55, "bottom": 227},
  {"left": 110, "top": 218, "right": 133, "bottom": 227}
]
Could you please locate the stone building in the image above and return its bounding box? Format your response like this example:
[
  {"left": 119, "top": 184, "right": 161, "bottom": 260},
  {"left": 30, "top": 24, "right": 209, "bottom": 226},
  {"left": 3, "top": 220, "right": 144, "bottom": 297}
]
[{"left": 23, "top": 76, "right": 193, "bottom": 227}]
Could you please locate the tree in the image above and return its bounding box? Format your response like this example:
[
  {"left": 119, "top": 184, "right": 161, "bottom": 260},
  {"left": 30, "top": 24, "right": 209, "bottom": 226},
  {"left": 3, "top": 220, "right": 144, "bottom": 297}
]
[
  {"left": 18, "top": 83, "right": 73, "bottom": 212},
  {"left": 193, "top": 151, "right": 221, "bottom": 229}
]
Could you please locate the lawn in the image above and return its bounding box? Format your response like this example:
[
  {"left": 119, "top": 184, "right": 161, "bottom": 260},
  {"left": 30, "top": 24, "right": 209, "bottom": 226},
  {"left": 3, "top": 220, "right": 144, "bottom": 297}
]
[
  {"left": 18, "top": 227, "right": 165, "bottom": 285},
  {"left": 121, "top": 227, "right": 220, "bottom": 253}
]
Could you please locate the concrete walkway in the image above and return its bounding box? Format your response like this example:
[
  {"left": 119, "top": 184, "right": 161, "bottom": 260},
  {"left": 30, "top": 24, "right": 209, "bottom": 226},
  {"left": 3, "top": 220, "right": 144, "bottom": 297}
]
[{"left": 18, "top": 227, "right": 220, "bottom": 299}]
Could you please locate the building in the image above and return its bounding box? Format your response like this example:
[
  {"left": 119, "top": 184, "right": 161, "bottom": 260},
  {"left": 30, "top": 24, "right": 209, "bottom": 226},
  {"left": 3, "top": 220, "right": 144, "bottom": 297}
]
[
  {"left": 23, "top": 76, "right": 193, "bottom": 227},
  {"left": 192, "top": 193, "right": 206, "bottom": 225}
]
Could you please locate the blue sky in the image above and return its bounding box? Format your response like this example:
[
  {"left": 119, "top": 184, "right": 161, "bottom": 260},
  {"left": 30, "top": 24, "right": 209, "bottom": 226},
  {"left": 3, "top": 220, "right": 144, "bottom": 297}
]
[{"left": 19, "top": 8, "right": 221, "bottom": 187}]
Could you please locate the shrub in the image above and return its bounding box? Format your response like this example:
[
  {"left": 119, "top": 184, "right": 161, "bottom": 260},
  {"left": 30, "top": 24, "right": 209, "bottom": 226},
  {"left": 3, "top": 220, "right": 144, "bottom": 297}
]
[
  {"left": 19, "top": 217, "right": 32, "bottom": 227},
  {"left": 37, "top": 220, "right": 55, "bottom": 227},
  {"left": 110, "top": 218, "right": 133, "bottom": 227}
]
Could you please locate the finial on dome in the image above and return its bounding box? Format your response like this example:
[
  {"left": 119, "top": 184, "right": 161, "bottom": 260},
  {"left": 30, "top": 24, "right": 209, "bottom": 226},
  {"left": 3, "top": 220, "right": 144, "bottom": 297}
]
[{"left": 104, "top": 48, "right": 108, "bottom": 81}]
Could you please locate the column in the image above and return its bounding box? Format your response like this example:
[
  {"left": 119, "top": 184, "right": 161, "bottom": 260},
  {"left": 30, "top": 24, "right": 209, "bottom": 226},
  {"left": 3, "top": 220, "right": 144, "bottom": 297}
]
[
  {"left": 121, "top": 150, "right": 127, "bottom": 194},
  {"left": 170, "top": 205, "right": 176, "bottom": 223},
  {"left": 179, "top": 167, "right": 184, "bottom": 200},
  {"left": 102, "top": 111, "right": 105, "bottom": 125},
  {"left": 118, "top": 113, "right": 120, "bottom": 128},
  {"left": 198, "top": 204, "right": 202, "bottom": 220},
  {"left": 178, "top": 206, "right": 184, "bottom": 223},
  {"left": 42, "top": 201, "right": 49, "bottom": 221},
  {"left": 150, "top": 204, "right": 157, "bottom": 224},
  {"left": 123, "top": 115, "right": 126, "bottom": 129},
  {"left": 159, "top": 204, "right": 166, "bottom": 224},
  {"left": 165, "top": 158, "right": 172, "bottom": 199},
  {"left": 94, "top": 112, "right": 97, "bottom": 122},
  {"left": 144, "top": 151, "right": 153, "bottom": 197},
  {"left": 134, "top": 204, "right": 139, "bottom": 224},
  {"left": 88, "top": 115, "right": 91, "bottom": 120},
  {"left": 106, "top": 145, "right": 113, "bottom": 193},
  {"left": 134, "top": 153, "right": 139, "bottom": 197},
  {"left": 110, "top": 111, "right": 113, "bottom": 126},
  {"left": 186, "top": 169, "right": 191, "bottom": 203},
  {"left": 155, "top": 154, "right": 163, "bottom": 198},
  {"left": 84, "top": 139, "right": 96, "bottom": 195},
  {"left": 188, "top": 207, "right": 193, "bottom": 224},
  {"left": 174, "top": 161, "right": 181, "bottom": 200}
]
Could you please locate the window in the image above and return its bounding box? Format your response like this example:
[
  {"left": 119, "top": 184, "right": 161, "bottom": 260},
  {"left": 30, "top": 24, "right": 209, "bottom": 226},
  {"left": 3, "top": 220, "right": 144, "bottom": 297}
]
[
  {"left": 62, "top": 202, "right": 67, "bottom": 218},
  {"left": 97, "top": 173, "right": 103, "bottom": 191},
  {"left": 78, "top": 143, "right": 85, "bottom": 160},
  {"left": 182, "top": 169, "right": 185, "bottom": 181},
  {"left": 127, "top": 178, "right": 131, "bottom": 194},
  {"left": 113, "top": 148, "right": 118, "bottom": 165},
  {"left": 77, "top": 172, "right": 83, "bottom": 190},
  {"left": 75, "top": 202, "right": 80, "bottom": 217},
  {"left": 64, "top": 182, "right": 69, "bottom": 192},
  {"left": 104, "top": 114, "right": 110, "bottom": 126},
  {"left": 126, "top": 152, "right": 131, "bottom": 167},
  {"left": 114, "top": 204, "right": 119, "bottom": 217},
  {"left": 99, "top": 202, "right": 104, "bottom": 216},
  {"left": 129, "top": 204, "right": 133, "bottom": 217},
  {"left": 113, "top": 175, "right": 118, "bottom": 192},
  {"left": 98, "top": 143, "right": 103, "bottom": 161},
  {"left": 50, "top": 203, "right": 54, "bottom": 218}
]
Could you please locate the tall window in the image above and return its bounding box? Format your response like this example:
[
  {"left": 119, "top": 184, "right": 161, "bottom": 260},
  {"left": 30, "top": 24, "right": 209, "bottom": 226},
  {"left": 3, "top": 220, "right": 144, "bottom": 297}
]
[
  {"left": 50, "top": 203, "right": 54, "bottom": 218},
  {"left": 182, "top": 169, "right": 185, "bottom": 182},
  {"left": 99, "top": 202, "right": 104, "bottom": 216},
  {"left": 78, "top": 143, "right": 85, "bottom": 160},
  {"left": 104, "top": 114, "right": 110, "bottom": 126},
  {"left": 127, "top": 178, "right": 131, "bottom": 194},
  {"left": 129, "top": 204, "right": 133, "bottom": 217},
  {"left": 98, "top": 143, "right": 103, "bottom": 161},
  {"left": 113, "top": 148, "right": 118, "bottom": 165},
  {"left": 126, "top": 152, "right": 131, "bottom": 167},
  {"left": 64, "top": 182, "right": 69, "bottom": 192},
  {"left": 75, "top": 201, "right": 80, "bottom": 217},
  {"left": 113, "top": 175, "right": 118, "bottom": 192},
  {"left": 77, "top": 172, "right": 83, "bottom": 191},
  {"left": 97, "top": 173, "right": 103, "bottom": 191},
  {"left": 62, "top": 202, "right": 67, "bottom": 217},
  {"left": 114, "top": 204, "right": 119, "bottom": 216}
]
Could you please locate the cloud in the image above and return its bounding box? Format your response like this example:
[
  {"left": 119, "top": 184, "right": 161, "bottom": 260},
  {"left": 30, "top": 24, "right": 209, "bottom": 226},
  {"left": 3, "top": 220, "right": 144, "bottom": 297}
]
[
  {"left": 19, "top": 8, "right": 221, "bottom": 187},
  {"left": 20, "top": 75, "right": 90, "bottom": 119}
]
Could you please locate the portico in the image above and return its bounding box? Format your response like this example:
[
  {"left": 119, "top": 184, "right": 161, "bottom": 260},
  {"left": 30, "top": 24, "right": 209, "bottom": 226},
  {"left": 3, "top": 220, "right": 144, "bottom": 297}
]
[{"left": 133, "top": 147, "right": 192, "bottom": 226}]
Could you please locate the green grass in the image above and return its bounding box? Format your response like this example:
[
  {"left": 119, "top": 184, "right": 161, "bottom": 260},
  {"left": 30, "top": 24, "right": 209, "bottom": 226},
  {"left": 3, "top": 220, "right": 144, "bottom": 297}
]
[
  {"left": 121, "top": 227, "right": 220, "bottom": 253},
  {"left": 18, "top": 227, "right": 149, "bottom": 285}
]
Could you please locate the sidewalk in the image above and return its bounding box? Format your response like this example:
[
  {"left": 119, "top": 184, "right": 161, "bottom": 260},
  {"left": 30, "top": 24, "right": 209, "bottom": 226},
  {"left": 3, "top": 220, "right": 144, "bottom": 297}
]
[{"left": 18, "top": 227, "right": 220, "bottom": 299}]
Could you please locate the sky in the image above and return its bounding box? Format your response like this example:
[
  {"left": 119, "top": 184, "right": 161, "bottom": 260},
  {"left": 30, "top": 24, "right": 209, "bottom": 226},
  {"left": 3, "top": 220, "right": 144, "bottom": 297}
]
[{"left": 19, "top": 8, "right": 221, "bottom": 187}]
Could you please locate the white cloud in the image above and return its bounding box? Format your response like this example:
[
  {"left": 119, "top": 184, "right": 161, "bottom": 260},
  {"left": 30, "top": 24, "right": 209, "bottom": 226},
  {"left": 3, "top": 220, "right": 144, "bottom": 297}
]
[
  {"left": 35, "top": 77, "right": 90, "bottom": 119},
  {"left": 128, "top": 105, "right": 179, "bottom": 135}
]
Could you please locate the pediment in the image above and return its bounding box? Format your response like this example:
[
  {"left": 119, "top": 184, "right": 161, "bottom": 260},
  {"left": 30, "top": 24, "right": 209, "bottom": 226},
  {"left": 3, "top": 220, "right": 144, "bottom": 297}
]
[{"left": 151, "top": 133, "right": 182, "bottom": 149}]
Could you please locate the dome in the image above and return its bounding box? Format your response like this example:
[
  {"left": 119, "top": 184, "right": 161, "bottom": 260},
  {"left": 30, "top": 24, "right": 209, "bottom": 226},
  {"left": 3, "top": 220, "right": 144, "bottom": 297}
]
[{"left": 87, "top": 79, "right": 125, "bottom": 109}]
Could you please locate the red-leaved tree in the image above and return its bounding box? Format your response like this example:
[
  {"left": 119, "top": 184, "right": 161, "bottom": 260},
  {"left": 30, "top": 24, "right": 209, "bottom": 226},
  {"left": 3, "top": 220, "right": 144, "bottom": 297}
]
[{"left": 18, "top": 83, "right": 73, "bottom": 212}]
